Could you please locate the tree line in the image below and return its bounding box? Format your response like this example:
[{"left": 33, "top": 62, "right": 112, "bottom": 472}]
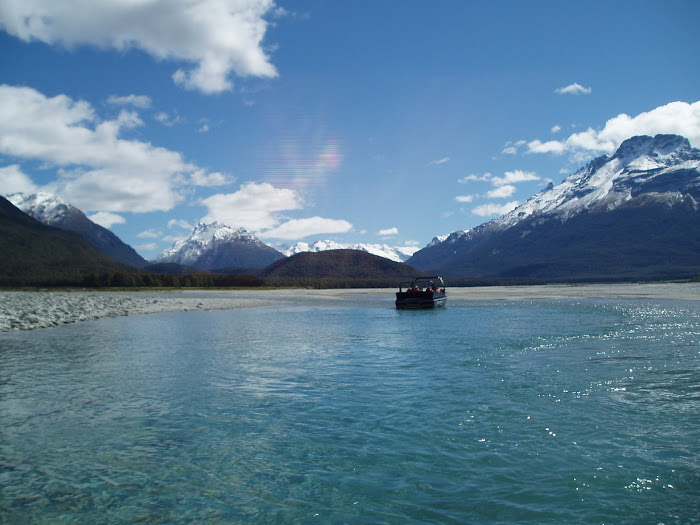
[{"left": 0, "top": 271, "right": 264, "bottom": 288}]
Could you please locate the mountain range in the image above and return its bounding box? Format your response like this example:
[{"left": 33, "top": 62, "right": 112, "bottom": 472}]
[
  {"left": 281, "top": 240, "right": 417, "bottom": 262},
  {"left": 0, "top": 195, "right": 128, "bottom": 286},
  {"left": 155, "top": 222, "right": 285, "bottom": 270},
  {"left": 3, "top": 134, "right": 699, "bottom": 284},
  {"left": 261, "top": 249, "right": 420, "bottom": 286},
  {"left": 7, "top": 192, "right": 148, "bottom": 268},
  {"left": 408, "top": 134, "right": 700, "bottom": 281}
]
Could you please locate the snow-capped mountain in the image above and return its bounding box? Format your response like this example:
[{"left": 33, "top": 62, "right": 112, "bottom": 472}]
[
  {"left": 156, "top": 222, "right": 285, "bottom": 270},
  {"left": 408, "top": 134, "right": 700, "bottom": 281},
  {"left": 6, "top": 191, "right": 148, "bottom": 268},
  {"left": 426, "top": 234, "right": 452, "bottom": 248},
  {"left": 281, "top": 240, "right": 419, "bottom": 262},
  {"left": 494, "top": 133, "right": 697, "bottom": 227}
]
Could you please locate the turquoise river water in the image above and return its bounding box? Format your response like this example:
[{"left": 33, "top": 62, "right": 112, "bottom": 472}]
[{"left": 1, "top": 293, "right": 699, "bottom": 523}]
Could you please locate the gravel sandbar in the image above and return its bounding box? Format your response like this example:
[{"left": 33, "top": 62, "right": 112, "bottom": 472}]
[{"left": 2, "top": 282, "right": 698, "bottom": 332}]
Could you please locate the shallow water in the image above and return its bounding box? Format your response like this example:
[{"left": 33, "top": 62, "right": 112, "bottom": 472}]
[{"left": 1, "top": 295, "right": 699, "bottom": 523}]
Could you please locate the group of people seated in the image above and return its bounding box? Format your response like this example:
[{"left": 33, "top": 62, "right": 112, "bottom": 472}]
[{"left": 407, "top": 284, "right": 445, "bottom": 294}]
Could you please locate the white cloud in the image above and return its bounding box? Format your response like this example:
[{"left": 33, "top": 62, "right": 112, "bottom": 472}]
[
  {"left": 378, "top": 227, "right": 398, "bottom": 236},
  {"left": 555, "top": 82, "right": 592, "bottom": 95},
  {"left": 155, "top": 111, "right": 183, "bottom": 127},
  {"left": 501, "top": 141, "right": 526, "bottom": 156},
  {"left": 0, "top": 85, "right": 222, "bottom": 213},
  {"left": 472, "top": 201, "right": 519, "bottom": 217},
  {"left": 486, "top": 185, "right": 516, "bottom": 199},
  {"left": 458, "top": 173, "right": 491, "bottom": 183},
  {"left": 551, "top": 125, "right": 561, "bottom": 134},
  {"left": 201, "top": 181, "right": 302, "bottom": 231},
  {"left": 260, "top": 217, "right": 353, "bottom": 240},
  {"left": 429, "top": 157, "right": 450, "bottom": 165},
  {"left": 455, "top": 170, "right": 537, "bottom": 209},
  {"left": 491, "top": 170, "right": 539, "bottom": 186},
  {"left": 168, "top": 219, "right": 193, "bottom": 230},
  {"left": 107, "top": 94, "right": 152, "bottom": 108},
  {"left": 527, "top": 100, "right": 700, "bottom": 156},
  {"left": 88, "top": 211, "right": 125, "bottom": 228},
  {"left": 189, "top": 169, "right": 230, "bottom": 187},
  {"left": 0, "top": 0, "right": 279, "bottom": 94},
  {"left": 0, "top": 164, "right": 38, "bottom": 194},
  {"left": 527, "top": 139, "right": 567, "bottom": 154},
  {"left": 135, "top": 242, "right": 158, "bottom": 252},
  {"left": 137, "top": 229, "right": 161, "bottom": 239},
  {"left": 455, "top": 195, "right": 474, "bottom": 203}
]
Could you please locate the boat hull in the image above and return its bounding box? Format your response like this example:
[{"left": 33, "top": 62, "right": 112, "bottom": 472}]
[{"left": 395, "top": 291, "right": 447, "bottom": 310}]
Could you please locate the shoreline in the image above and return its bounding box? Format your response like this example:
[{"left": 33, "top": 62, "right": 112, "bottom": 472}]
[{"left": 2, "top": 282, "right": 699, "bottom": 332}]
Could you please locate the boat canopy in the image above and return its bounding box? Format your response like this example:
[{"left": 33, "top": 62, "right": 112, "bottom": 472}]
[{"left": 398, "top": 276, "right": 445, "bottom": 292}]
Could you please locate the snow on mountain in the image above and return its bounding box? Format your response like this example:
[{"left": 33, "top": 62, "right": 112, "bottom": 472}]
[
  {"left": 493, "top": 134, "right": 698, "bottom": 229},
  {"left": 156, "top": 222, "right": 284, "bottom": 269},
  {"left": 426, "top": 233, "right": 456, "bottom": 248},
  {"left": 7, "top": 191, "right": 74, "bottom": 224},
  {"left": 158, "top": 222, "right": 255, "bottom": 262},
  {"left": 408, "top": 134, "right": 700, "bottom": 280},
  {"left": 6, "top": 191, "right": 149, "bottom": 267},
  {"left": 281, "top": 240, "right": 419, "bottom": 262},
  {"left": 430, "top": 134, "right": 699, "bottom": 250}
]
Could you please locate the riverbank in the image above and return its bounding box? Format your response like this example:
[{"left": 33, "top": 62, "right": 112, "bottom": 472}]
[{"left": 2, "top": 282, "right": 699, "bottom": 332}]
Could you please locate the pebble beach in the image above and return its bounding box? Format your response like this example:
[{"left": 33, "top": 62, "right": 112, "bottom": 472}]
[{"left": 2, "top": 282, "right": 699, "bottom": 332}]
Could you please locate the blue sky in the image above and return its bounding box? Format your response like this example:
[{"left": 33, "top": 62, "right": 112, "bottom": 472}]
[{"left": 1, "top": 0, "right": 699, "bottom": 259}]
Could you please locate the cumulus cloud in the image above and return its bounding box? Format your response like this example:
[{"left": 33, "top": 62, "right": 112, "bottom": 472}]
[
  {"left": 107, "top": 94, "right": 152, "bottom": 108},
  {"left": 455, "top": 195, "right": 474, "bottom": 203},
  {"left": 137, "top": 229, "right": 161, "bottom": 239},
  {"left": 472, "top": 201, "right": 519, "bottom": 217},
  {"left": 378, "top": 227, "right": 399, "bottom": 236},
  {"left": 555, "top": 82, "right": 592, "bottom": 95},
  {"left": 260, "top": 217, "right": 353, "bottom": 240},
  {"left": 168, "top": 218, "right": 193, "bottom": 230},
  {"left": 201, "top": 181, "right": 354, "bottom": 240},
  {"left": 491, "top": 170, "right": 539, "bottom": 186},
  {"left": 189, "top": 169, "right": 230, "bottom": 187},
  {"left": 486, "top": 185, "right": 516, "bottom": 199},
  {"left": 458, "top": 173, "right": 491, "bottom": 183},
  {"left": 0, "top": 0, "right": 279, "bottom": 94},
  {"left": 155, "top": 111, "right": 183, "bottom": 127},
  {"left": 0, "top": 164, "right": 38, "bottom": 194},
  {"left": 0, "top": 85, "right": 221, "bottom": 213},
  {"left": 527, "top": 100, "right": 700, "bottom": 156},
  {"left": 457, "top": 170, "right": 537, "bottom": 196},
  {"left": 201, "top": 181, "right": 303, "bottom": 231},
  {"left": 88, "top": 211, "right": 126, "bottom": 228}
]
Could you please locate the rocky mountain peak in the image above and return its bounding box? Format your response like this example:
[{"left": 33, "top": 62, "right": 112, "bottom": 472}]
[
  {"left": 156, "top": 222, "right": 283, "bottom": 270},
  {"left": 613, "top": 134, "right": 691, "bottom": 163},
  {"left": 7, "top": 191, "right": 76, "bottom": 223}
]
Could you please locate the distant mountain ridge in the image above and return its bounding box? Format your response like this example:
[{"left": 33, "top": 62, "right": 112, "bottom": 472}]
[
  {"left": 7, "top": 192, "right": 148, "bottom": 268},
  {"left": 261, "top": 249, "right": 421, "bottom": 286},
  {"left": 156, "top": 222, "right": 285, "bottom": 270},
  {"left": 408, "top": 134, "right": 700, "bottom": 281},
  {"left": 281, "top": 240, "right": 418, "bottom": 262}
]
